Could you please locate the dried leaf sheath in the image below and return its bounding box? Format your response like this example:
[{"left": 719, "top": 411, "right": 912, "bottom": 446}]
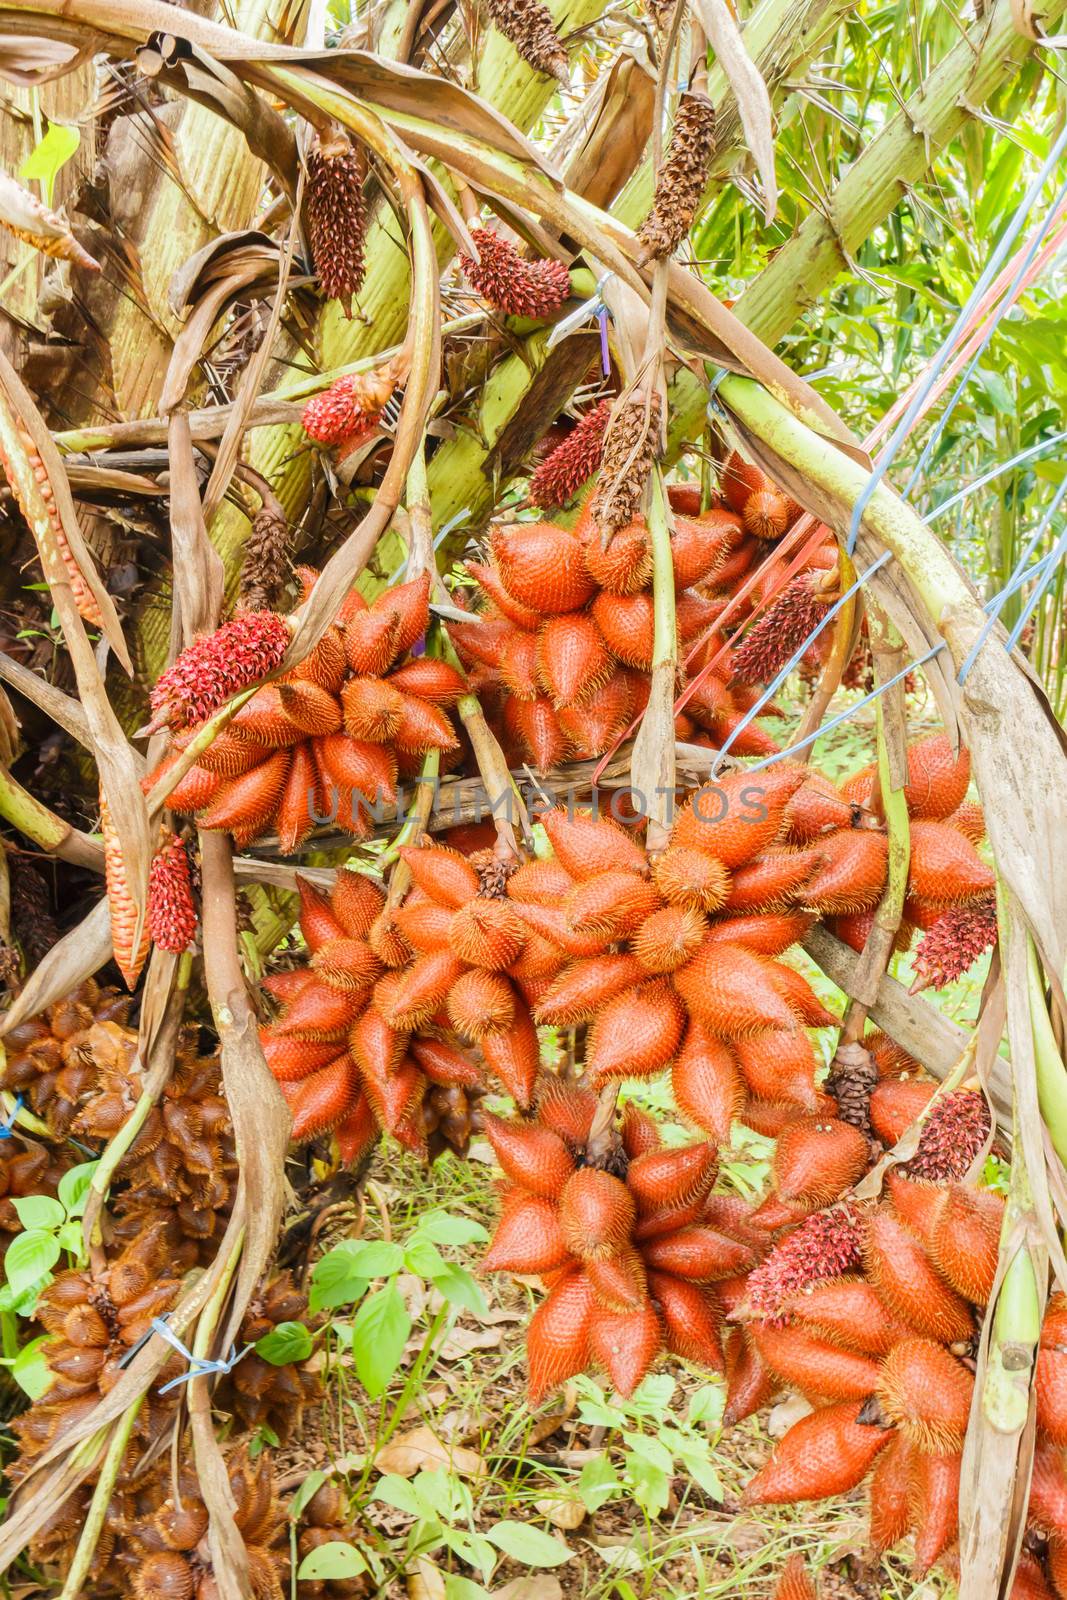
[{"left": 637, "top": 93, "right": 717, "bottom": 263}]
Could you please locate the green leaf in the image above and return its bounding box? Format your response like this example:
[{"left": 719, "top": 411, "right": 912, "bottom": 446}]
[
  {"left": 441, "top": 1528, "right": 495, "bottom": 1582},
  {"left": 58, "top": 1161, "right": 99, "bottom": 1218},
  {"left": 416, "top": 1212, "right": 488, "bottom": 1246},
  {"left": 674, "top": 1444, "right": 724, "bottom": 1503},
  {"left": 403, "top": 1238, "right": 447, "bottom": 1279},
  {"left": 288, "top": 1469, "right": 329, "bottom": 1523},
  {"left": 340, "top": 1240, "right": 405, "bottom": 1279},
  {"left": 577, "top": 1453, "right": 620, "bottom": 1513},
  {"left": 308, "top": 1242, "right": 369, "bottom": 1314},
  {"left": 18, "top": 121, "right": 80, "bottom": 205},
  {"left": 255, "top": 1321, "right": 312, "bottom": 1365},
  {"left": 626, "top": 1454, "right": 670, "bottom": 1518},
  {"left": 11, "top": 1195, "right": 64, "bottom": 1232},
  {"left": 485, "top": 1520, "right": 572, "bottom": 1567},
  {"left": 686, "top": 1383, "right": 725, "bottom": 1428},
  {"left": 352, "top": 1283, "right": 410, "bottom": 1398},
  {"left": 5, "top": 1230, "right": 60, "bottom": 1299},
  {"left": 372, "top": 1474, "right": 433, "bottom": 1519},
  {"left": 54, "top": 1220, "right": 85, "bottom": 1259},
  {"left": 623, "top": 1433, "right": 673, "bottom": 1474},
  {"left": 296, "top": 1542, "right": 367, "bottom": 1581},
  {"left": 11, "top": 1335, "right": 53, "bottom": 1400},
  {"left": 430, "top": 1263, "right": 487, "bottom": 1319},
  {"left": 444, "top": 1576, "right": 491, "bottom": 1600}
]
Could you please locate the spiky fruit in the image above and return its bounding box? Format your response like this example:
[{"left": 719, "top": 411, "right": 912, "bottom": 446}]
[
  {"left": 927, "top": 1184, "right": 1002, "bottom": 1304},
  {"left": 868, "top": 1429, "right": 916, "bottom": 1552},
  {"left": 275, "top": 977, "right": 362, "bottom": 1041},
  {"left": 772, "top": 1555, "right": 818, "bottom": 1600},
  {"left": 379, "top": 951, "right": 466, "bottom": 1031},
  {"left": 559, "top": 1168, "right": 635, "bottom": 1260},
  {"left": 309, "top": 938, "right": 380, "bottom": 994},
  {"left": 733, "top": 1029, "right": 822, "bottom": 1110},
  {"left": 911, "top": 892, "right": 997, "bottom": 991},
  {"left": 772, "top": 1117, "right": 869, "bottom": 1205},
  {"left": 720, "top": 450, "right": 764, "bottom": 515},
  {"left": 724, "top": 1326, "right": 775, "bottom": 1424},
  {"left": 585, "top": 1246, "right": 648, "bottom": 1312},
  {"left": 557, "top": 676, "right": 634, "bottom": 758},
  {"left": 783, "top": 774, "right": 858, "bottom": 841},
  {"left": 651, "top": 846, "right": 731, "bottom": 913},
  {"left": 724, "top": 848, "right": 819, "bottom": 912},
  {"left": 631, "top": 905, "right": 708, "bottom": 972},
  {"left": 147, "top": 610, "right": 290, "bottom": 733},
  {"left": 641, "top": 1225, "right": 754, "bottom": 1281},
  {"left": 564, "top": 873, "right": 662, "bottom": 940},
  {"left": 530, "top": 400, "right": 611, "bottom": 509},
  {"left": 483, "top": 1191, "right": 569, "bottom": 1274},
  {"left": 906, "top": 1090, "right": 991, "bottom": 1182},
  {"left": 1028, "top": 1437, "right": 1067, "bottom": 1541},
  {"left": 480, "top": 1009, "right": 540, "bottom": 1107},
  {"left": 1038, "top": 1344, "right": 1067, "bottom": 1448},
  {"left": 671, "top": 509, "right": 743, "bottom": 589},
  {"left": 868, "top": 1079, "right": 936, "bottom": 1146},
  {"left": 746, "top": 1203, "right": 865, "bottom": 1323},
  {"left": 671, "top": 1026, "right": 743, "bottom": 1139},
  {"left": 536, "top": 613, "right": 612, "bottom": 708},
  {"left": 398, "top": 842, "right": 478, "bottom": 908},
  {"left": 462, "top": 226, "right": 571, "bottom": 312},
  {"left": 447, "top": 969, "right": 515, "bottom": 1039},
  {"left": 730, "top": 577, "right": 831, "bottom": 686},
  {"left": 282, "top": 1054, "right": 361, "bottom": 1140},
  {"left": 306, "top": 132, "right": 366, "bottom": 314},
  {"left": 911, "top": 1449, "right": 961, "bottom": 1574},
  {"left": 628, "top": 1143, "right": 717, "bottom": 1214},
  {"left": 743, "top": 1400, "right": 890, "bottom": 1504},
  {"left": 788, "top": 1277, "right": 910, "bottom": 1358},
  {"left": 591, "top": 589, "right": 655, "bottom": 669},
  {"left": 863, "top": 1210, "right": 973, "bottom": 1343},
  {"left": 536, "top": 1077, "right": 598, "bottom": 1149},
  {"left": 491, "top": 523, "right": 594, "bottom": 614},
  {"left": 527, "top": 1270, "right": 595, "bottom": 1401},
  {"left": 587, "top": 980, "right": 686, "bottom": 1081},
  {"left": 908, "top": 818, "right": 994, "bottom": 905},
  {"left": 800, "top": 829, "right": 889, "bottom": 914},
  {"left": 589, "top": 1302, "right": 663, "bottom": 1396},
  {"left": 539, "top": 807, "right": 646, "bottom": 879},
  {"left": 583, "top": 520, "right": 653, "bottom": 595},
  {"left": 534, "top": 954, "right": 645, "bottom": 1026},
  {"left": 903, "top": 733, "right": 971, "bottom": 820},
  {"left": 705, "top": 910, "right": 812, "bottom": 958},
  {"left": 877, "top": 1337, "right": 974, "bottom": 1452},
  {"left": 147, "top": 835, "right": 197, "bottom": 954},
  {"left": 673, "top": 941, "right": 797, "bottom": 1036},
  {"left": 481, "top": 1113, "right": 576, "bottom": 1197},
  {"left": 448, "top": 899, "right": 526, "bottom": 970},
  {"left": 750, "top": 1324, "right": 881, "bottom": 1401},
  {"left": 673, "top": 767, "right": 806, "bottom": 869}
]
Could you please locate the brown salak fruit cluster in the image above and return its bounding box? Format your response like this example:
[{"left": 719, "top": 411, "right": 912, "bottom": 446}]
[
  {"left": 294, "top": 1479, "right": 368, "bottom": 1599},
  {"left": 2, "top": 996, "right": 238, "bottom": 1264},
  {"left": 730, "top": 1085, "right": 1008, "bottom": 1582},
  {"left": 216, "top": 1270, "right": 320, "bottom": 1441},
  {"left": 447, "top": 483, "right": 786, "bottom": 771},
  {"left": 481, "top": 1089, "right": 763, "bottom": 1399},
  {"left": 11, "top": 1220, "right": 183, "bottom": 1475},
  {"left": 143, "top": 569, "right": 465, "bottom": 851},
  {"left": 259, "top": 868, "right": 486, "bottom": 1162}
]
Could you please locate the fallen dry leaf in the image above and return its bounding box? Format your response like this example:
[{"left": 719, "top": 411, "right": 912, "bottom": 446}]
[
  {"left": 494, "top": 1579, "right": 565, "bottom": 1600},
  {"left": 407, "top": 1558, "right": 446, "bottom": 1599},
  {"left": 374, "top": 1425, "right": 486, "bottom": 1480},
  {"left": 534, "top": 1494, "right": 586, "bottom": 1531},
  {"left": 768, "top": 1393, "right": 813, "bottom": 1437},
  {"left": 436, "top": 1324, "right": 503, "bottom": 1359}
]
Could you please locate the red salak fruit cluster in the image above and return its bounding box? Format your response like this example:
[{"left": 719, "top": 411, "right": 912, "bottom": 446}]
[
  {"left": 259, "top": 870, "right": 486, "bottom": 1163},
  {"left": 480, "top": 1091, "right": 764, "bottom": 1399},
  {"left": 460, "top": 228, "right": 572, "bottom": 319},
  {"left": 146, "top": 832, "right": 197, "bottom": 954},
  {"left": 145, "top": 609, "right": 292, "bottom": 735},
  {"left": 528, "top": 398, "right": 611, "bottom": 510},
  {"left": 448, "top": 484, "right": 792, "bottom": 771},
  {"left": 143, "top": 570, "right": 466, "bottom": 851}
]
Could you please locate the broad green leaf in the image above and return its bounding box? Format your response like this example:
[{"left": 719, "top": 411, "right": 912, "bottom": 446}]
[
  {"left": 352, "top": 1283, "right": 410, "bottom": 1398},
  {"left": 308, "top": 1242, "right": 369, "bottom": 1314},
  {"left": 296, "top": 1541, "right": 367, "bottom": 1580},
  {"left": 288, "top": 1469, "right": 328, "bottom": 1523},
  {"left": 11, "top": 1195, "right": 64, "bottom": 1232},
  {"left": 11, "top": 1334, "right": 53, "bottom": 1400},
  {"left": 687, "top": 1383, "right": 725, "bottom": 1428},
  {"left": 577, "top": 1453, "right": 620, "bottom": 1512},
  {"left": 340, "top": 1240, "right": 404, "bottom": 1279},
  {"left": 54, "top": 1219, "right": 85, "bottom": 1259},
  {"left": 485, "top": 1520, "right": 572, "bottom": 1567},
  {"left": 255, "top": 1321, "right": 313, "bottom": 1365},
  {"left": 441, "top": 1527, "right": 495, "bottom": 1581},
  {"left": 431, "top": 1263, "right": 487, "bottom": 1320},
  {"left": 403, "top": 1237, "right": 447, "bottom": 1279},
  {"left": 674, "top": 1445, "right": 724, "bottom": 1503},
  {"left": 58, "top": 1161, "right": 99, "bottom": 1218},
  {"left": 5, "top": 1230, "right": 60, "bottom": 1298},
  {"left": 416, "top": 1213, "right": 488, "bottom": 1246},
  {"left": 18, "top": 121, "right": 80, "bottom": 205},
  {"left": 623, "top": 1433, "right": 673, "bottom": 1474},
  {"left": 627, "top": 1454, "right": 670, "bottom": 1518},
  {"left": 444, "top": 1576, "right": 491, "bottom": 1600},
  {"left": 372, "top": 1473, "right": 434, "bottom": 1519}
]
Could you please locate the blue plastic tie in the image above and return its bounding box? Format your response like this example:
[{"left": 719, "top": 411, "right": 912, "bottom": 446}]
[
  {"left": 709, "top": 550, "right": 893, "bottom": 778},
  {"left": 739, "top": 644, "right": 949, "bottom": 775},
  {"left": 124, "top": 1316, "right": 252, "bottom": 1393},
  {"left": 0, "top": 1095, "right": 21, "bottom": 1139},
  {"left": 957, "top": 473, "right": 1067, "bottom": 684},
  {"left": 1002, "top": 521, "right": 1067, "bottom": 658},
  {"left": 597, "top": 305, "right": 611, "bottom": 375},
  {"left": 845, "top": 121, "right": 1067, "bottom": 555},
  {"left": 545, "top": 273, "right": 614, "bottom": 353}
]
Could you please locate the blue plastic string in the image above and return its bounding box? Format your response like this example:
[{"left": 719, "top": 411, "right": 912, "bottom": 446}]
[
  {"left": 845, "top": 121, "right": 1067, "bottom": 554},
  {"left": 597, "top": 305, "right": 611, "bottom": 375},
  {"left": 902, "top": 178, "right": 1067, "bottom": 500},
  {"left": 0, "top": 1095, "right": 22, "bottom": 1139},
  {"left": 925, "top": 430, "right": 1067, "bottom": 524},
  {"left": 1003, "top": 521, "right": 1067, "bottom": 657},
  {"left": 956, "top": 473, "right": 1067, "bottom": 683},
  {"left": 709, "top": 551, "right": 894, "bottom": 778},
  {"left": 152, "top": 1317, "right": 251, "bottom": 1394},
  {"left": 545, "top": 272, "right": 615, "bottom": 352},
  {"left": 738, "top": 644, "right": 949, "bottom": 775}
]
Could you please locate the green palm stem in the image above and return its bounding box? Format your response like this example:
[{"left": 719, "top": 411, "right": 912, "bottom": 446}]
[{"left": 57, "top": 1398, "right": 144, "bottom": 1600}]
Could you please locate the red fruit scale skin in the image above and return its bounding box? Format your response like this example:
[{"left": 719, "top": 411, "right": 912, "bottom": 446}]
[{"left": 743, "top": 1399, "right": 890, "bottom": 1505}]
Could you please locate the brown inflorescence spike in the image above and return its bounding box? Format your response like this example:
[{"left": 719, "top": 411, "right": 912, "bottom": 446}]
[
  {"left": 637, "top": 92, "right": 718, "bottom": 262},
  {"left": 590, "top": 392, "right": 663, "bottom": 537},
  {"left": 306, "top": 130, "right": 367, "bottom": 315}
]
